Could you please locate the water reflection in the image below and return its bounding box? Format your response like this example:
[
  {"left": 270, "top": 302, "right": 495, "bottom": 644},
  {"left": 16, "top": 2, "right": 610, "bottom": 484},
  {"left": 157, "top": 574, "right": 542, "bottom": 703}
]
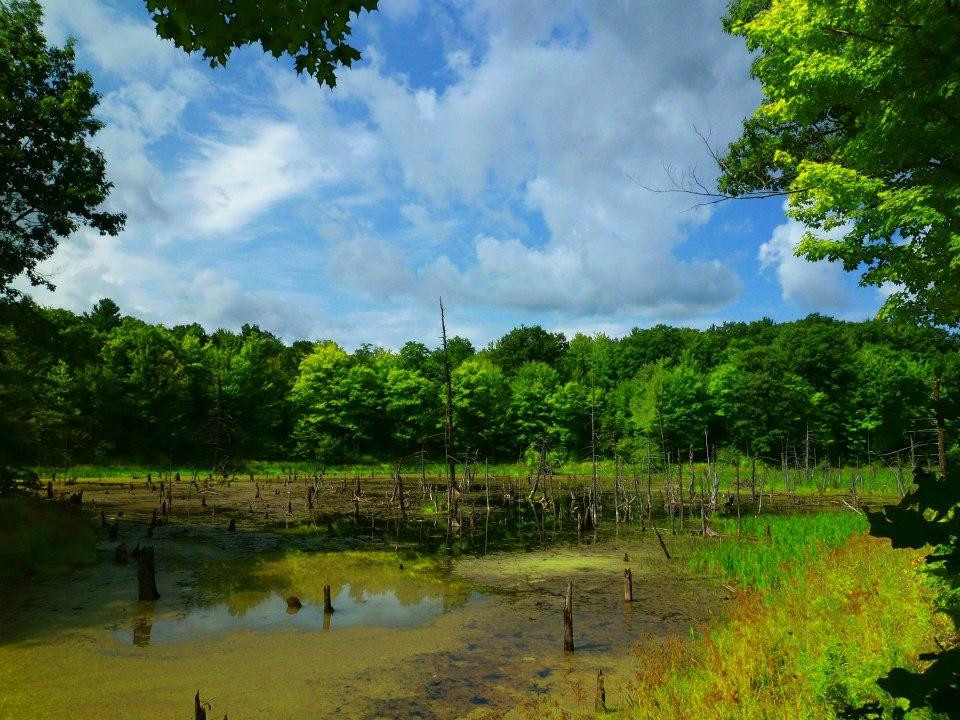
[
  {"left": 121, "top": 585, "right": 482, "bottom": 645},
  {"left": 132, "top": 613, "right": 152, "bottom": 647}
]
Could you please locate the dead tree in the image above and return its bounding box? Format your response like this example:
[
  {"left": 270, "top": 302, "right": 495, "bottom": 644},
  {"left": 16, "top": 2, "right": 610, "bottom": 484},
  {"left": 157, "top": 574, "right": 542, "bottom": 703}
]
[
  {"left": 563, "top": 581, "right": 574, "bottom": 652},
  {"left": 440, "top": 298, "right": 458, "bottom": 533}
]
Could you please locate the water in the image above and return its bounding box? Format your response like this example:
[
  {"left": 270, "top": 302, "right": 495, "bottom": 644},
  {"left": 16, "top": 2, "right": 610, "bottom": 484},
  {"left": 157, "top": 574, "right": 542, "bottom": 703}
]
[{"left": 115, "top": 585, "right": 486, "bottom": 646}]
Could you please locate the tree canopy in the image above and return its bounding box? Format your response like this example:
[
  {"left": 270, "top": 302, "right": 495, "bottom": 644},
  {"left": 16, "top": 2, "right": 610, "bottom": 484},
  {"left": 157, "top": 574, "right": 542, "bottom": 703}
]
[
  {"left": 0, "top": 0, "right": 124, "bottom": 296},
  {"left": 144, "top": 0, "right": 379, "bottom": 88},
  {"left": 719, "top": 0, "right": 960, "bottom": 326},
  {"left": 1, "top": 297, "right": 954, "bottom": 470}
]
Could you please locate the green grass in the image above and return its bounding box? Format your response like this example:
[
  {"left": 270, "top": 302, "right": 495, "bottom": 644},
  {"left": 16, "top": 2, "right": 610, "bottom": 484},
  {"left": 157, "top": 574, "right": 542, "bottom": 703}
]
[
  {"left": 621, "top": 534, "right": 943, "bottom": 720},
  {"left": 688, "top": 511, "right": 869, "bottom": 589},
  {"left": 0, "top": 497, "right": 97, "bottom": 581},
  {"left": 31, "top": 459, "right": 909, "bottom": 498}
]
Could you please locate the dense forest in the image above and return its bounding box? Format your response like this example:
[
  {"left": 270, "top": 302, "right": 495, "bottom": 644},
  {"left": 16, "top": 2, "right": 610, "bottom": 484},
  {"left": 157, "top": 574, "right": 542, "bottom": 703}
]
[{"left": 2, "top": 296, "right": 956, "bottom": 470}]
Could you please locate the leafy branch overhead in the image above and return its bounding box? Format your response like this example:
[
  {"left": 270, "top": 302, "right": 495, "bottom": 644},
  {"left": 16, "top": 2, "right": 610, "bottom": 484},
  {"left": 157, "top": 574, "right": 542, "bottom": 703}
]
[
  {"left": 144, "top": 0, "right": 379, "bottom": 88},
  {"left": 719, "top": 0, "right": 960, "bottom": 327}
]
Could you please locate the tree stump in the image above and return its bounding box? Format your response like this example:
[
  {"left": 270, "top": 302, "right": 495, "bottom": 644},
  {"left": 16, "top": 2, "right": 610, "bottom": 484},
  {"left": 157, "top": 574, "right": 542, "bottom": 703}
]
[
  {"left": 286, "top": 596, "right": 302, "bottom": 610},
  {"left": 137, "top": 546, "right": 160, "bottom": 601},
  {"left": 46, "top": 481, "right": 53, "bottom": 499},
  {"left": 227, "top": 518, "right": 236, "bottom": 532},
  {"left": 624, "top": 568, "right": 633, "bottom": 602},
  {"left": 323, "top": 584, "right": 334, "bottom": 614},
  {"left": 108, "top": 521, "right": 119, "bottom": 539},
  {"left": 194, "top": 690, "right": 206, "bottom": 720},
  {"left": 115, "top": 543, "right": 128, "bottom": 564},
  {"left": 595, "top": 669, "right": 606, "bottom": 712},
  {"left": 563, "top": 581, "right": 574, "bottom": 652}
]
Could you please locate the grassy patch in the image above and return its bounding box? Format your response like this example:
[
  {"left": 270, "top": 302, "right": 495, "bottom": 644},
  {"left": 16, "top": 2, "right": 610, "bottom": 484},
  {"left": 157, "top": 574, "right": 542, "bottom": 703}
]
[
  {"left": 0, "top": 497, "right": 96, "bottom": 581},
  {"left": 622, "top": 535, "right": 942, "bottom": 719},
  {"left": 689, "top": 511, "right": 868, "bottom": 589}
]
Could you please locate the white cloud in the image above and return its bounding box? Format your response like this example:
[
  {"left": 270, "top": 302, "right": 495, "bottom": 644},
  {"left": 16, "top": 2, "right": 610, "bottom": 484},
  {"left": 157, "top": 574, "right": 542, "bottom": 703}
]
[
  {"left": 24, "top": 0, "right": 777, "bottom": 345},
  {"left": 759, "top": 218, "right": 849, "bottom": 309},
  {"left": 179, "top": 122, "right": 332, "bottom": 236}
]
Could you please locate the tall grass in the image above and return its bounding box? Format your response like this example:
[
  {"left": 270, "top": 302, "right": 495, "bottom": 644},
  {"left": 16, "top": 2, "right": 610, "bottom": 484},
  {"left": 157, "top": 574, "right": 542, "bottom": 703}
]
[
  {"left": 622, "top": 535, "right": 942, "bottom": 719},
  {"left": 689, "top": 512, "right": 869, "bottom": 589}
]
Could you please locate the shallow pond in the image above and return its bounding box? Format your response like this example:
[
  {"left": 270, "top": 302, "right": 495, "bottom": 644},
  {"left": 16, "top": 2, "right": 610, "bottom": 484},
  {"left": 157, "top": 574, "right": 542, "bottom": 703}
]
[{"left": 0, "top": 485, "right": 726, "bottom": 719}]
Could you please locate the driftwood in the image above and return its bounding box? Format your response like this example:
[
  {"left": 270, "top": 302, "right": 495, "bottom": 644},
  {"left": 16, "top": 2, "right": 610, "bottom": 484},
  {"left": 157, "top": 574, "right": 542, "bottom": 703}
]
[{"left": 654, "top": 526, "right": 671, "bottom": 559}]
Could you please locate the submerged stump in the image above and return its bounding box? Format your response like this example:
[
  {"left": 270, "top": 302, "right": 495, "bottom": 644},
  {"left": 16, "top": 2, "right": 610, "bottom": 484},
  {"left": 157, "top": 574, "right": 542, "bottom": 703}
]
[{"left": 563, "top": 581, "right": 574, "bottom": 652}]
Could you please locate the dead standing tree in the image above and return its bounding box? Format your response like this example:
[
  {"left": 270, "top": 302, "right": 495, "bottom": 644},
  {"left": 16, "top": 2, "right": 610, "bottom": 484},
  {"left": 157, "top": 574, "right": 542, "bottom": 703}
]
[{"left": 440, "top": 298, "right": 458, "bottom": 538}]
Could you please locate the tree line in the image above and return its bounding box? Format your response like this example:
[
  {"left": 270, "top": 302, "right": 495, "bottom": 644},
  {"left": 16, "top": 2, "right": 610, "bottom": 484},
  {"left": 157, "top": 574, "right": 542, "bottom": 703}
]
[{"left": 2, "top": 296, "right": 956, "bottom": 472}]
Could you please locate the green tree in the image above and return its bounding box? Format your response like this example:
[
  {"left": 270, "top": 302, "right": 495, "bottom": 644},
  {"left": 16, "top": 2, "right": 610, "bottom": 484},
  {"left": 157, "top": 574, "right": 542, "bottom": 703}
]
[
  {"left": 145, "top": 0, "right": 378, "bottom": 89},
  {"left": 846, "top": 345, "right": 930, "bottom": 457},
  {"left": 84, "top": 298, "right": 122, "bottom": 334},
  {"left": 507, "top": 361, "right": 559, "bottom": 454},
  {"left": 98, "top": 319, "right": 192, "bottom": 460},
  {"left": 548, "top": 381, "right": 591, "bottom": 459},
  {"left": 0, "top": 0, "right": 124, "bottom": 296},
  {"left": 719, "top": 0, "right": 960, "bottom": 326},
  {"left": 290, "top": 342, "right": 388, "bottom": 461},
  {"left": 384, "top": 366, "right": 438, "bottom": 453},
  {"left": 290, "top": 341, "right": 354, "bottom": 461},
  {"left": 450, "top": 357, "right": 509, "bottom": 459},
  {"left": 488, "top": 325, "right": 568, "bottom": 376},
  {"left": 708, "top": 345, "right": 816, "bottom": 458},
  {"left": 632, "top": 358, "right": 711, "bottom": 456}
]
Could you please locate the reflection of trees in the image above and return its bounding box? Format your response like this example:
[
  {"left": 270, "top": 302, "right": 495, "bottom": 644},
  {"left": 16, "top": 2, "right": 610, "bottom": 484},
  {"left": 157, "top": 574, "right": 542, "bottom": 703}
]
[{"left": 190, "top": 550, "right": 469, "bottom": 615}]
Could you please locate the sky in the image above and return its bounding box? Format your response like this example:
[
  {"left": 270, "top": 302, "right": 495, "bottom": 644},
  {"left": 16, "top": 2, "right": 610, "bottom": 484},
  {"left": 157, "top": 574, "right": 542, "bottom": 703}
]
[{"left": 19, "top": 0, "right": 888, "bottom": 348}]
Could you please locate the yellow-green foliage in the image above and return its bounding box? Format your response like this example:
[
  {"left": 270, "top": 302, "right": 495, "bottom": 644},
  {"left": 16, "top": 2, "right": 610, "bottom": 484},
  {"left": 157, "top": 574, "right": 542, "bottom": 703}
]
[
  {"left": 0, "top": 497, "right": 96, "bottom": 581},
  {"left": 624, "top": 536, "right": 940, "bottom": 719}
]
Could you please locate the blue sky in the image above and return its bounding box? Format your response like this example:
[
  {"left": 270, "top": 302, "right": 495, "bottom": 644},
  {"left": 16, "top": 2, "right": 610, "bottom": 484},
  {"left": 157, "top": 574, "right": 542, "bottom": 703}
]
[{"left": 21, "top": 0, "right": 887, "bottom": 348}]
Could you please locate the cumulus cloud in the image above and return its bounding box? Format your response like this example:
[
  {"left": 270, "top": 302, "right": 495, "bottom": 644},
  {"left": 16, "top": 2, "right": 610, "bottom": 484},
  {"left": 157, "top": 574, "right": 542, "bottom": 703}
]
[
  {"left": 320, "top": 0, "right": 757, "bottom": 317},
  {"left": 25, "top": 0, "right": 772, "bottom": 344},
  {"left": 758, "top": 218, "right": 849, "bottom": 310}
]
